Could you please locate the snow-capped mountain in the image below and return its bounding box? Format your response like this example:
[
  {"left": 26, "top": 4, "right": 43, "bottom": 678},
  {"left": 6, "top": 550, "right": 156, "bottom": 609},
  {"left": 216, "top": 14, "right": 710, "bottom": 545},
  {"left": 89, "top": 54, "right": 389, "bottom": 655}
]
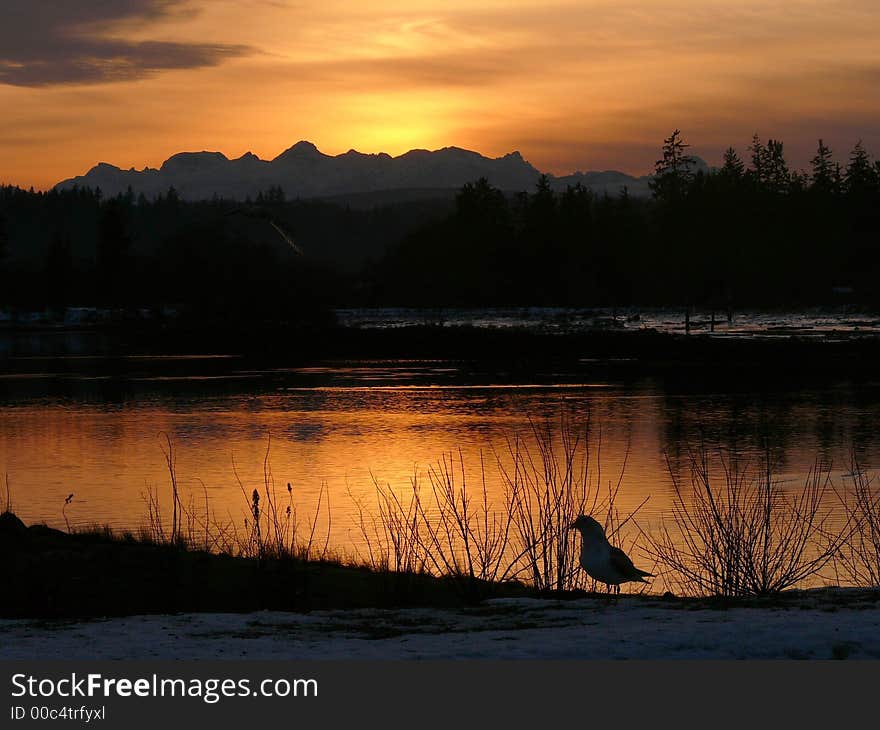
[{"left": 55, "top": 141, "right": 653, "bottom": 200}]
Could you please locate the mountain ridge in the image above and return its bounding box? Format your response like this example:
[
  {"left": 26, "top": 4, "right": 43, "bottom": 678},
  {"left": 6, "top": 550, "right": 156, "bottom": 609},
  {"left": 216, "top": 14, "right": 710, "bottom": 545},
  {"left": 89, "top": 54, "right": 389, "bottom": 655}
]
[{"left": 56, "top": 141, "right": 660, "bottom": 201}]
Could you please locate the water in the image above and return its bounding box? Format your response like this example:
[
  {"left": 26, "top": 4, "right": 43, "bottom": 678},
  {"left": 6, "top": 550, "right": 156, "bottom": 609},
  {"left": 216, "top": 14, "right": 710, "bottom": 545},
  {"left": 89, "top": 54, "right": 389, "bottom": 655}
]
[{"left": 2, "top": 351, "right": 878, "bottom": 566}]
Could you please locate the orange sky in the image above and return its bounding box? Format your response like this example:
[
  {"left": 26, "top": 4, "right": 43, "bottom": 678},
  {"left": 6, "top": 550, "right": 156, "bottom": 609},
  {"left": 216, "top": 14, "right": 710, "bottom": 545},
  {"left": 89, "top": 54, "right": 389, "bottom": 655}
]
[{"left": 1, "top": 0, "right": 879, "bottom": 190}]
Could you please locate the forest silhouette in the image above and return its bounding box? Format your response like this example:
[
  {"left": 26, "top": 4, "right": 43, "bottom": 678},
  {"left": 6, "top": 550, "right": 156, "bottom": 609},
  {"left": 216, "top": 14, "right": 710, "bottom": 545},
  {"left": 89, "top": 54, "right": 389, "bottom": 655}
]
[{"left": 1, "top": 132, "right": 878, "bottom": 319}]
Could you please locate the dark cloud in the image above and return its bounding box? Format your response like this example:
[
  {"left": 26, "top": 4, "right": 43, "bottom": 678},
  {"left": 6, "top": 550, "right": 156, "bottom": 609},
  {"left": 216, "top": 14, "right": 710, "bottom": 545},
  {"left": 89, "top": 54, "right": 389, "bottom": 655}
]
[{"left": 0, "top": 0, "right": 251, "bottom": 87}]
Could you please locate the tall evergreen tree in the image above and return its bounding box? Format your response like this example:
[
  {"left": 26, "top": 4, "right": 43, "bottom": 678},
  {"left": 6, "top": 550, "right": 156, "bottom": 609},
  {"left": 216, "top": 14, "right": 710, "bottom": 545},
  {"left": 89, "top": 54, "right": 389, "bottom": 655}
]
[
  {"left": 748, "top": 134, "right": 769, "bottom": 186},
  {"left": 765, "top": 139, "right": 790, "bottom": 193},
  {"left": 844, "top": 140, "right": 877, "bottom": 196},
  {"left": 0, "top": 211, "right": 7, "bottom": 263},
  {"left": 749, "top": 136, "right": 790, "bottom": 193},
  {"left": 810, "top": 139, "right": 836, "bottom": 193},
  {"left": 530, "top": 174, "right": 556, "bottom": 219},
  {"left": 651, "top": 129, "right": 694, "bottom": 201},
  {"left": 97, "top": 199, "right": 131, "bottom": 303},
  {"left": 456, "top": 177, "right": 508, "bottom": 226},
  {"left": 0, "top": 212, "right": 7, "bottom": 301},
  {"left": 46, "top": 232, "right": 73, "bottom": 312},
  {"left": 790, "top": 169, "right": 810, "bottom": 193},
  {"left": 720, "top": 147, "right": 745, "bottom": 179},
  {"left": 265, "top": 185, "right": 286, "bottom": 204}
]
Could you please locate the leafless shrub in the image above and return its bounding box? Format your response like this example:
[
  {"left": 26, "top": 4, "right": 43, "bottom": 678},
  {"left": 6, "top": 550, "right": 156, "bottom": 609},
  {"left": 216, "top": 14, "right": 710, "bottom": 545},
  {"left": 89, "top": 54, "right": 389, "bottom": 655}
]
[
  {"left": 832, "top": 459, "right": 880, "bottom": 587},
  {"left": 646, "top": 448, "right": 845, "bottom": 596},
  {"left": 67, "top": 417, "right": 650, "bottom": 594},
  {"left": 348, "top": 414, "right": 643, "bottom": 592},
  {"left": 349, "top": 473, "right": 429, "bottom": 574},
  {"left": 351, "top": 450, "right": 519, "bottom": 583},
  {"left": 496, "top": 415, "right": 641, "bottom": 591},
  {"left": 423, "top": 450, "right": 516, "bottom": 582}
]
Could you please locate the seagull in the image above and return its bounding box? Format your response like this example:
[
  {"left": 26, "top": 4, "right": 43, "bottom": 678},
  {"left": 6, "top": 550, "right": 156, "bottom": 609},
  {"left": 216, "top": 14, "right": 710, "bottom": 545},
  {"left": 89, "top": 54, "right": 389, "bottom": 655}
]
[{"left": 570, "top": 515, "right": 652, "bottom": 594}]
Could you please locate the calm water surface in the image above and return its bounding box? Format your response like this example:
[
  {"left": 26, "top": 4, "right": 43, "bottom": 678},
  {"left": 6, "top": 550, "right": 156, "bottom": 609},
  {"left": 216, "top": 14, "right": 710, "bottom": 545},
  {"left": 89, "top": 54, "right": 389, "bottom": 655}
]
[{"left": 2, "top": 353, "right": 879, "bottom": 563}]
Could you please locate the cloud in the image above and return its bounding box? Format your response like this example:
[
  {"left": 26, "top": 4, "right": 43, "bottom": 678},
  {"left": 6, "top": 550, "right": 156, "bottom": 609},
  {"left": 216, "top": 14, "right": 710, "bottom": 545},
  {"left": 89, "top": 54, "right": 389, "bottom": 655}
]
[
  {"left": 0, "top": 0, "right": 251, "bottom": 87},
  {"left": 273, "top": 50, "right": 534, "bottom": 91}
]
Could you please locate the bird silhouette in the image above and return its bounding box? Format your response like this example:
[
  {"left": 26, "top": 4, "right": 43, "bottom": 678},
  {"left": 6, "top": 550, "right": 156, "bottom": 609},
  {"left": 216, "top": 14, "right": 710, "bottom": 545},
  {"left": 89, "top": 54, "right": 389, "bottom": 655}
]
[{"left": 570, "top": 515, "right": 652, "bottom": 593}]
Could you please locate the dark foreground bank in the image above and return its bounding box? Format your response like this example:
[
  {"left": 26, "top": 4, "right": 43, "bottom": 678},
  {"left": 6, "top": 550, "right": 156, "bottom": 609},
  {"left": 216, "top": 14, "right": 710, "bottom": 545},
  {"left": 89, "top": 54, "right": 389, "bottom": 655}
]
[
  {"left": 0, "top": 512, "right": 532, "bottom": 619},
  {"left": 6, "top": 511, "right": 880, "bottom": 622}
]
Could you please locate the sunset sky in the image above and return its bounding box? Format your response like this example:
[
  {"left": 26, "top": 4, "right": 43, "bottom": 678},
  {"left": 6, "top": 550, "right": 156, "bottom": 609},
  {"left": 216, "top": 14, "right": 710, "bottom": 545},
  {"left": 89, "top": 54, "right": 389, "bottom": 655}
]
[{"left": 1, "top": 0, "right": 879, "bottom": 190}]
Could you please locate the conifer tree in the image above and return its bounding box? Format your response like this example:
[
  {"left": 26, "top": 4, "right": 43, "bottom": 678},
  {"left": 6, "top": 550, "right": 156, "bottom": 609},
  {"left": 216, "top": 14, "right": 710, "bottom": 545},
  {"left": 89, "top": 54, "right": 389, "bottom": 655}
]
[
  {"left": 720, "top": 147, "right": 745, "bottom": 179},
  {"left": 810, "top": 139, "right": 835, "bottom": 193},
  {"left": 651, "top": 129, "right": 694, "bottom": 201},
  {"left": 748, "top": 134, "right": 768, "bottom": 186},
  {"left": 765, "top": 139, "right": 790, "bottom": 193},
  {"left": 844, "top": 140, "right": 877, "bottom": 196}
]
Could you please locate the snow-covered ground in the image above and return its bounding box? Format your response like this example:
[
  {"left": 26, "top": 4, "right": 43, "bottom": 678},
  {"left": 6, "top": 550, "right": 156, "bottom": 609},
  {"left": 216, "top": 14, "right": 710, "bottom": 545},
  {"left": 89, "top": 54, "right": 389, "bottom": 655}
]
[{"left": 3, "top": 591, "right": 880, "bottom": 660}]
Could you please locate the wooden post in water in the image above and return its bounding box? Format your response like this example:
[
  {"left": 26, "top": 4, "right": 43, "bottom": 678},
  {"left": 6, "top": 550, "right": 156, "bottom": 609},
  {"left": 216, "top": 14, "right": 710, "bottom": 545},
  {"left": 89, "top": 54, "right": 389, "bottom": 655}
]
[
  {"left": 685, "top": 307, "right": 691, "bottom": 335},
  {"left": 711, "top": 310, "right": 716, "bottom": 332}
]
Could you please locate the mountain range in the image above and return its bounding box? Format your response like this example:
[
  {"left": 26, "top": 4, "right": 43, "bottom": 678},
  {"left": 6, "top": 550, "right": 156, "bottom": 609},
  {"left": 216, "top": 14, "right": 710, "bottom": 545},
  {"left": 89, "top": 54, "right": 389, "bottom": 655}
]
[{"left": 55, "top": 141, "right": 670, "bottom": 202}]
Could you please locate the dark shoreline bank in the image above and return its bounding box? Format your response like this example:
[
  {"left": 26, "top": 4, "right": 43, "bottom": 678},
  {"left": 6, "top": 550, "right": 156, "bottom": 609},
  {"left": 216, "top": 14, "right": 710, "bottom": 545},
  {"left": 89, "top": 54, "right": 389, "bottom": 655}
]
[
  {"left": 4, "top": 322, "right": 880, "bottom": 377},
  {"left": 0, "top": 512, "right": 530, "bottom": 619},
  {"left": 5, "top": 512, "right": 880, "bottom": 620}
]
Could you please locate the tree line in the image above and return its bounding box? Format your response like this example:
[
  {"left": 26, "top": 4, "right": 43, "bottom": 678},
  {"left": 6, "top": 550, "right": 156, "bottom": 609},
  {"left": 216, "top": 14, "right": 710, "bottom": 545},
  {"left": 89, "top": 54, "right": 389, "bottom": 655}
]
[
  {"left": 0, "top": 185, "right": 326, "bottom": 321},
  {"left": 0, "top": 184, "right": 441, "bottom": 322},
  {"left": 375, "top": 132, "right": 880, "bottom": 306},
  {"left": 1, "top": 131, "right": 878, "bottom": 319}
]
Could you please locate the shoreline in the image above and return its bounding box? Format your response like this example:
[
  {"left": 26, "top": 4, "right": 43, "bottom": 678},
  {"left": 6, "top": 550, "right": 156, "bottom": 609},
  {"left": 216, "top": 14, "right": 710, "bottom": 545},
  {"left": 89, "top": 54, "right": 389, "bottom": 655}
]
[
  {"left": 4, "top": 322, "right": 880, "bottom": 378},
  {"left": 4, "top": 511, "right": 879, "bottom": 619},
  {"left": 1, "top": 512, "right": 530, "bottom": 620}
]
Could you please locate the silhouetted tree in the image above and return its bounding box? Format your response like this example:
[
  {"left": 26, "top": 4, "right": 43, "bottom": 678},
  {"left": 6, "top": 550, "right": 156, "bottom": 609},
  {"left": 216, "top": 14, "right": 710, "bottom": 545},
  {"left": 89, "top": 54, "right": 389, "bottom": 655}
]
[
  {"left": 456, "top": 177, "right": 508, "bottom": 226},
  {"left": 748, "top": 134, "right": 768, "bottom": 186},
  {"left": 748, "top": 135, "right": 792, "bottom": 194},
  {"left": 845, "top": 141, "right": 877, "bottom": 197},
  {"left": 0, "top": 212, "right": 7, "bottom": 264},
  {"left": 528, "top": 174, "right": 555, "bottom": 223},
  {"left": 46, "top": 232, "right": 73, "bottom": 313},
  {"left": 651, "top": 129, "right": 694, "bottom": 200},
  {"left": 264, "top": 185, "right": 286, "bottom": 204},
  {"left": 96, "top": 199, "right": 131, "bottom": 303},
  {"left": 720, "top": 147, "right": 745, "bottom": 180},
  {"left": 766, "top": 139, "right": 791, "bottom": 193},
  {"left": 0, "top": 212, "right": 7, "bottom": 302},
  {"left": 559, "top": 182, "right": 595, "bottom": 296},
  {"left": 810, "top": 139, "right": 836, "bottom": 194},
  {"left": 790, "top": 169, "right": 810, "bottom": 193}
]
